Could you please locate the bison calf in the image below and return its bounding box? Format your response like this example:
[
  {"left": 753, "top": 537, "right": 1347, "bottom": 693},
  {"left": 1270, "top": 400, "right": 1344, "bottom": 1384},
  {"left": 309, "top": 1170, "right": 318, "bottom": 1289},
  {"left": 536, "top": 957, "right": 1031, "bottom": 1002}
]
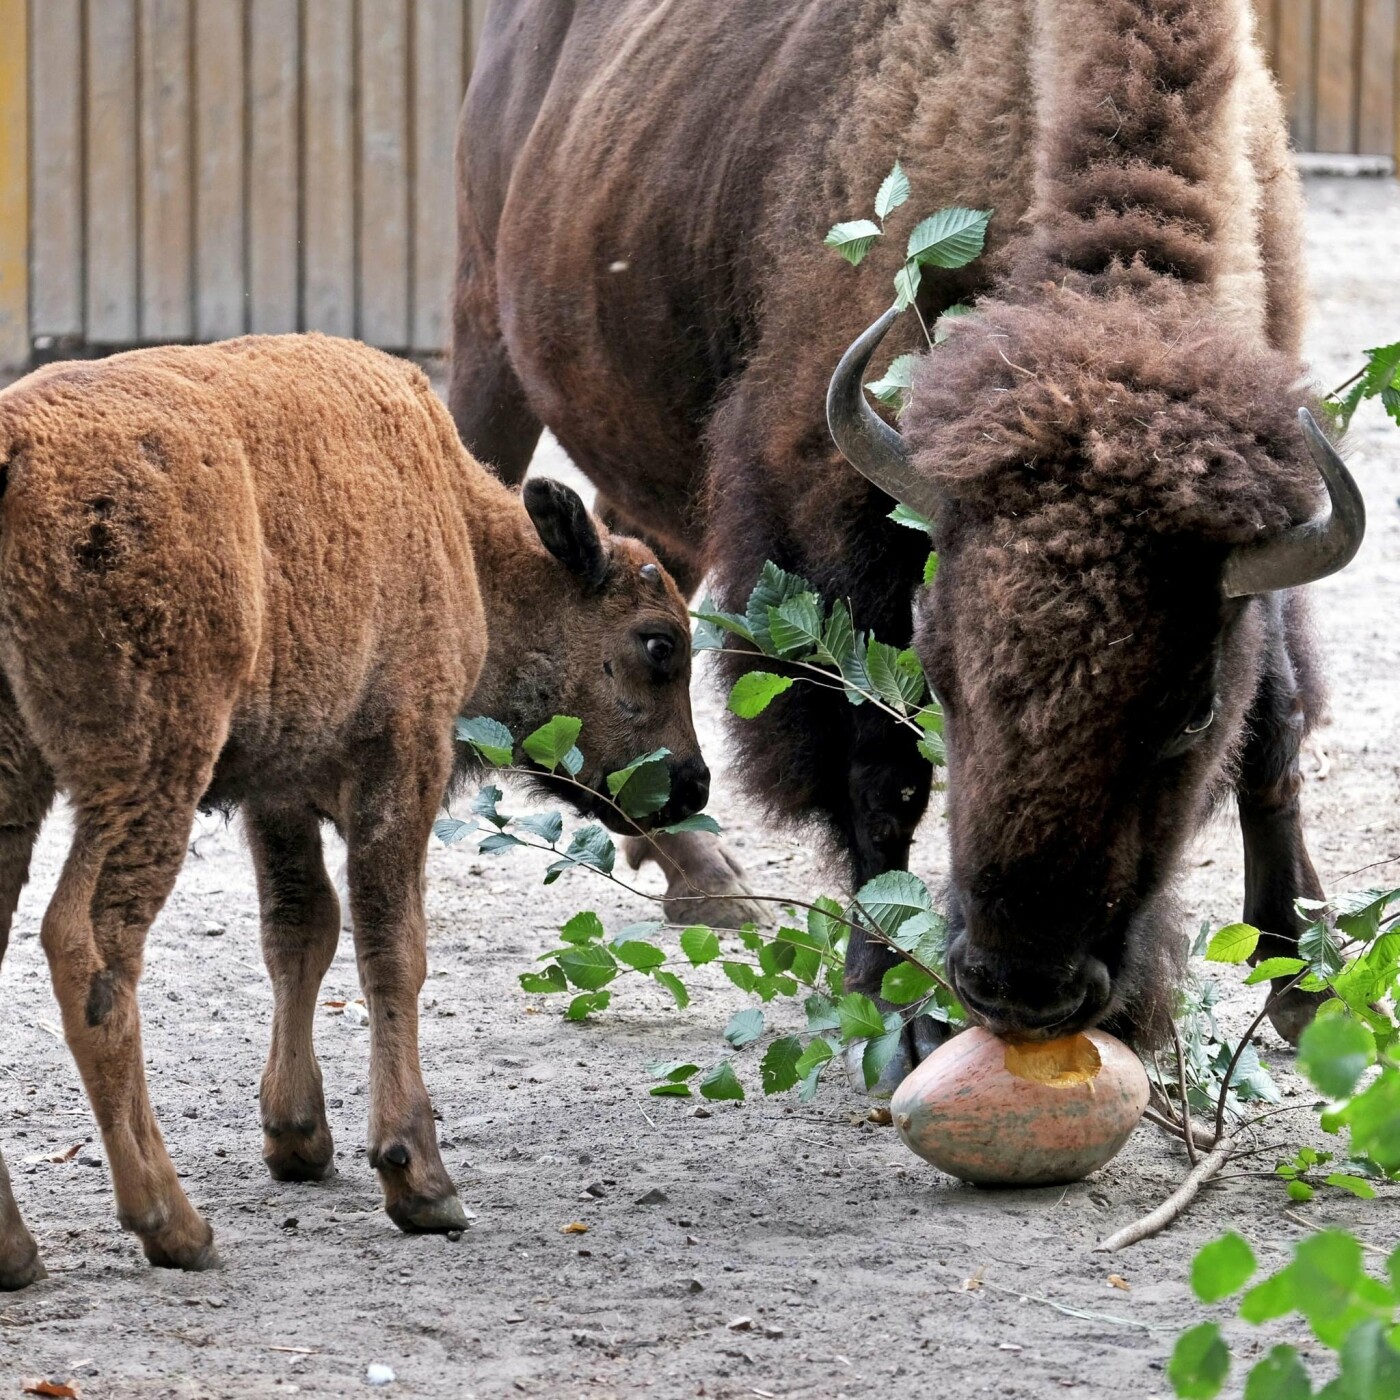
[{"left": 0, "top": 335, "right": 706, "bottom": 1289}]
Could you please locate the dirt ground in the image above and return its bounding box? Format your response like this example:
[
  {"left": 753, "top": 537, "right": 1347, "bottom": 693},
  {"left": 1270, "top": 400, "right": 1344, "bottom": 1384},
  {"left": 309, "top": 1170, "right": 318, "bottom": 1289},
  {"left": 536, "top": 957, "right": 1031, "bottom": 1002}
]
[{"left": 2, "top": 173, "right": 1398, "bottom": 1399}]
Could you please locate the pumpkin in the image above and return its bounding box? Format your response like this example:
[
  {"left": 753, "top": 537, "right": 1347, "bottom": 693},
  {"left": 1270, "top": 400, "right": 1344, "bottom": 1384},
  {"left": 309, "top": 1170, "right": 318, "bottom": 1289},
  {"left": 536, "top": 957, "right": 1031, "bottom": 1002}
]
[{"left": 890, "top": 1026, "right": 1149, "bottom": 1186}]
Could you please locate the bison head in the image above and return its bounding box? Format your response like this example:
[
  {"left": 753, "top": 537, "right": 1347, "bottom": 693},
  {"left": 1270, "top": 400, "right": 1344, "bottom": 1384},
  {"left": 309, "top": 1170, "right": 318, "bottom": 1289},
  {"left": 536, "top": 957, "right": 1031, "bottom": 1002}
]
[
  {"left": 520, "top": 478, "right": 710, "bottom": 831},
  {"left": 828, "top": 289, "right": 1363, "bottom": 1042}
]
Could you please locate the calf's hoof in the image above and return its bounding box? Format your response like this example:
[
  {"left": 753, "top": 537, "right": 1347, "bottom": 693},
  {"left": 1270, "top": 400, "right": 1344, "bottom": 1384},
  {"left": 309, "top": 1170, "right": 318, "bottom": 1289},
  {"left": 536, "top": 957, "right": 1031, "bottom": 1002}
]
[
  {"left": 263, "top": 1121, "right": 336, "bottom": 1183},
  {"left": 386, "top": 1191, "right": 471, "bottom": 1235},
  {"left": 0, "top": 1235, "right": 47, "bottom": 1292},
  {"left": 624, "top": 832, "right": 764, "bottom": 930},
  {"left": 129, "top": 1208, "right": 221, "bottom": 1273}
]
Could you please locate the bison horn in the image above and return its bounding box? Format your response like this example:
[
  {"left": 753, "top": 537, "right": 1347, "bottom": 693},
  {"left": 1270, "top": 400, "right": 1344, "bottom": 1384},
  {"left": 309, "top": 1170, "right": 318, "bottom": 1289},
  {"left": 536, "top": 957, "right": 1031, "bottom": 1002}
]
[
  {"left": 1222, "top": 408, "right": 1366, "bottom": 597},
  {"left": 826, "top": 306, "right": 938, "bottom": 519}
]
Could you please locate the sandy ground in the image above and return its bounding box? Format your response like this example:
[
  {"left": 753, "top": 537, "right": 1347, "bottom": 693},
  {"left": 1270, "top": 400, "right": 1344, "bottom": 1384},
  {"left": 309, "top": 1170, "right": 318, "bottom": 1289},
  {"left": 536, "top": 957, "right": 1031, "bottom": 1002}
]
[{"left": 1, "top": 174, "right": 1398, "bottom": 1399}]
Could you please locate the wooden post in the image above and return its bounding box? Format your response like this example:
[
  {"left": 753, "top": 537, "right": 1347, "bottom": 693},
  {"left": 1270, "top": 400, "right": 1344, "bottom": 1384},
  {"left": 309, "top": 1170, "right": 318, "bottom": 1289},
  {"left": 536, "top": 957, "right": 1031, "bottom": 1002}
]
[{"left": 0, "top": 0, "right": 29, "bottom": 369}]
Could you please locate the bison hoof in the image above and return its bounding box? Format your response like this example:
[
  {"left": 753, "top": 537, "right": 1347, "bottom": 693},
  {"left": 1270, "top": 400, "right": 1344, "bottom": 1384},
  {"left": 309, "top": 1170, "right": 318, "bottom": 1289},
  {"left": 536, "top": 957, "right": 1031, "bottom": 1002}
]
[
  {"left": 624, "top": 832, "right": 764, "bottom": 930},
  {"left": 265, "top": 1147, "right": 336, "bottom": 1183},
  {"left": 845, "top": 1008, "right": 950, "bottom": 1099},
  {"left": 387, "top": 1192, "right": 470, "bottom": 1236},
  {"left": 263, "top": 1120, "right": 336, "bottom": 1183},
  {"left": 1266, "top": 983, "right": 1332, "bottom": 1047},
  {"left": 0, "top": 1237, "right": 47, "bottom": 1292},
  {"left": 142, "top": 1225, "right": 222, "bottom": 1274}
]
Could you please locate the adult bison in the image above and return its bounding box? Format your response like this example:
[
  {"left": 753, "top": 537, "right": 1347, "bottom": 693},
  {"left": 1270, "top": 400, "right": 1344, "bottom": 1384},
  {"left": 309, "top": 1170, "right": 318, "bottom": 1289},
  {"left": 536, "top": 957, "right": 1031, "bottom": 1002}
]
[{"left": 450, "top": 0, "right": 1364, "bottom": 1067}]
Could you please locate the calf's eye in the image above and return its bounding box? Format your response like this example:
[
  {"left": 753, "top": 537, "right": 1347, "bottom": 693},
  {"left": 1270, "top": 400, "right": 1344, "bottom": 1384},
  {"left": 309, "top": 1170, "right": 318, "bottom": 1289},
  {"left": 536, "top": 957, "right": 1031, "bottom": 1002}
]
[{"left": 645, "top": 636, "right": 674, "bottom": 665}]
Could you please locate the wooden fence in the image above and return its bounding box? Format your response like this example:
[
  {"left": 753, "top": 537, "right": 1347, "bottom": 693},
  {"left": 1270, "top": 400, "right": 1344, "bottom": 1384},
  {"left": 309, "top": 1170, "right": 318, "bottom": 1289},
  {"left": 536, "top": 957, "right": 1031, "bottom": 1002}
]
[
  {"left": 1, "top": 0, "right": 1398, "bottom": 370},
  {"left": 1254, "top": 0, "right": 1400, "bottom": 158}
]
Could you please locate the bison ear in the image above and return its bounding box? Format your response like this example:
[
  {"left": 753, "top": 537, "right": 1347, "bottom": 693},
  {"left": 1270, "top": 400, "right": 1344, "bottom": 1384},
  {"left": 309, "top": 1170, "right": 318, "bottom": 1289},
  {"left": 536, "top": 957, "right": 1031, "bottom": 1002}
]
[{"left": 523, "top": 478, "right": 610, "bottom": 589}]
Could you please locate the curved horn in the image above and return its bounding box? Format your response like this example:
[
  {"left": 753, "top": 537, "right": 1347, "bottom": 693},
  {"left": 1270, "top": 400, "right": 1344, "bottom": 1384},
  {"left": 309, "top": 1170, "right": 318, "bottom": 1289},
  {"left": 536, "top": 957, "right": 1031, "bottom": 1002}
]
[
  {"left": 826, "top": 306, "right": 938, "bottom": 518},
  {"left": 1222, "top": 408, "right": 1366, "bottom": 598}
]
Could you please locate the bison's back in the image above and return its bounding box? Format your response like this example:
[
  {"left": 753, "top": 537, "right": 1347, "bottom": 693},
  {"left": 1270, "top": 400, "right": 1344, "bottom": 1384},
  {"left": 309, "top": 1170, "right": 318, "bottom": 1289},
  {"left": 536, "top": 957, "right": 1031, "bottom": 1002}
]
[{"left": 0, "top": 337, "right": 482, "bottom": 801}]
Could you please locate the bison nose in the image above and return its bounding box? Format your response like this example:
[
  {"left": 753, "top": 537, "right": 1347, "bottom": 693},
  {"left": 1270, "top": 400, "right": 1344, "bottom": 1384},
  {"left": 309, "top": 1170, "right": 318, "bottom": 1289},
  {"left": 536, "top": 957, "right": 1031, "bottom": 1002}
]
[
  {"left": 667, "top": 756, "right": 710, "bottom": 820},
  {"left": 947, "top": 939, "right": 1112, "bottom": 1037}
]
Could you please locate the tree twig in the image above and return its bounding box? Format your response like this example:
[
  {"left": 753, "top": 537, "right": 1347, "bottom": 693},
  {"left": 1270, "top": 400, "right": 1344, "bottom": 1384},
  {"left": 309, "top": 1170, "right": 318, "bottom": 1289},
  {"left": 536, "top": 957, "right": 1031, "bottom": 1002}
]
[
  {"left": 1171, "top": 1019, "right": 1198, "bottom": 1166},
  {"left": 1094, "top": 1135, "right": 1238, "bottom": 1253}
]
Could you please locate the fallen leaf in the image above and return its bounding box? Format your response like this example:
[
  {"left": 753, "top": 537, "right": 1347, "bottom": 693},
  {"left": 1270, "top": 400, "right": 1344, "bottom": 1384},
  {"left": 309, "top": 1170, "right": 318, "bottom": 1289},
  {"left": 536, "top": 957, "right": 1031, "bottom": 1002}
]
[
  {"left": 268, "top": 1346, "right": 318, "bottom": 1356},
  {"left": 321, "top": 1000, "right": 347, "bottom": 1011},
  {"left": 22, "top": 1380, "right": 81, "bottom": 1399},
  {"left": 999, "top": 1343, "right": 1024, "bottom": 1352},
  {"left": 867, "top": 1107, "right": 893, "bottom": 1126},
  {"left": 560, "top": 1222, "right": 589, "bottom": 1235},
  {"left": 26, "top": 1143, "right": 83, "bottom": 1166},
  {"left": 727, "top": 1316, "right": 754, "bottom": 1331},
  {"left": 961, "top": 1266, "right": 986, "bottom": 1292},
  {"left": 1107, "top": 1274, "right": 1130, "bottom": 1292}
]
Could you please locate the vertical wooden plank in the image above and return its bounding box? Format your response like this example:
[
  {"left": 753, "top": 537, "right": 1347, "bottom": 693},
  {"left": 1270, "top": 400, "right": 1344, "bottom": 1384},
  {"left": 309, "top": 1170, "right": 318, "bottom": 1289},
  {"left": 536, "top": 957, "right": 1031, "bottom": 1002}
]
[
  {"left": 469, "top": 0, "right": 489, "bottom": 57},
  {"left": 194, "top": 0, "right": 246, "bottom": 340},
  {"left": 0, "top": 0, "right": 27, "bottom": 367},
  {"left": 86, "top": 0, "right": 140, "bottom": 343},
  {"left": 30, "top": 0, "right": 83, "bottom": 341},
  {"left": 358, "top": 0, "right": 410, "bottom": 348},
  {"left": 412, "top": 0, "right": 464, "bottom": 353},
  {"left": 249, "top": 0, "right": 299, "bottom": 333},
  {"left": 303, "top": 0, "right": 354, "bottom": 336},
  {"left": 1276, "top": 0, "right": 1317, "bottom": 149},
  {"left": 1315, "top": 0, "right": 1358, "bottom": 151},
  {"left": 1358, "top": 0, "right": 1397, "bottom": 154},
  {"left": 139, "top": 0, "right": 193, "bottom": 340}
]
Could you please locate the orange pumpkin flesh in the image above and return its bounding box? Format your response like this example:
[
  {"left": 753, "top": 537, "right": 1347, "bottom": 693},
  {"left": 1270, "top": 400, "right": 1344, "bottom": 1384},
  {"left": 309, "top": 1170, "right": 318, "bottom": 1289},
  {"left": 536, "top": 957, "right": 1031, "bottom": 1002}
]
[{"left": 890, "top": 1026, "right": 1149, "bottom": 1186}]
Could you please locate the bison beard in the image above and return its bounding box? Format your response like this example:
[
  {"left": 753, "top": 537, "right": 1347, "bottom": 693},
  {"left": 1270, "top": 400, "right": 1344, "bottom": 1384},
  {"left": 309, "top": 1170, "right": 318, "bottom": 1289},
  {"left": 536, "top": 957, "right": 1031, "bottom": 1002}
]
[{"left": 450, "top": 0, "right": 1362, "bottom": 1073}]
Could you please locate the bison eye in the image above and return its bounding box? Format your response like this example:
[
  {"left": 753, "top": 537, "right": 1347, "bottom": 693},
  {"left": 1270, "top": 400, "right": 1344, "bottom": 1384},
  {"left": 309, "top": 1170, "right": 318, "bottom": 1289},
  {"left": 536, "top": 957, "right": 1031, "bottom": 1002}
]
[
  {"left": 1183, "top": 706, "right": 1215, "bottom": 736},
  {"left": 644, "top": 635, "right": 674, "bottom": 666}
]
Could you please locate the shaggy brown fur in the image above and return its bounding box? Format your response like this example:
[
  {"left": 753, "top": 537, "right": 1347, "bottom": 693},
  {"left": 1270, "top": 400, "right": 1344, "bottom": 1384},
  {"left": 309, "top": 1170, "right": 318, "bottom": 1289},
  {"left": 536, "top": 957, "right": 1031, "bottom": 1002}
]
[
  {"left": 0, "top": 335, "right": 704, "bottom": 1290},
  {"left": 452, "top": 1, "right": 1330, "bottom": 1063}
]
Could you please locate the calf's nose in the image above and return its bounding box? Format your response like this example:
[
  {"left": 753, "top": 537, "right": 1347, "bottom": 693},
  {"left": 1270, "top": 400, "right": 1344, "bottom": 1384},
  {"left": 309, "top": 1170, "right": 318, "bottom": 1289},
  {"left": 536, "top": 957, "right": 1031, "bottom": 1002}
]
[{"left": 667, "top": 756, "right": 710, "bottom": 819}]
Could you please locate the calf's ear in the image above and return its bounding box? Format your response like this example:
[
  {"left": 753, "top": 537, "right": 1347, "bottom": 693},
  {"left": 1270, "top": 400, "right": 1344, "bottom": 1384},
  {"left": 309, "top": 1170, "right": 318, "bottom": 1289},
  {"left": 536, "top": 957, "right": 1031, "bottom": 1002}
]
[{"left": 523, "top": 478, "right": 610, "bottom": 589}]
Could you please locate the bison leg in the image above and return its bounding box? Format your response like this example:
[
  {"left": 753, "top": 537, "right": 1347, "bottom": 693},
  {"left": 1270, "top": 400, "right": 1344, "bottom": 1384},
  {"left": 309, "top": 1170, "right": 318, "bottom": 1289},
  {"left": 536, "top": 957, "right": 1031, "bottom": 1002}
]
[
  {"left": 622, "top": 831, "right": 762, "bottom": 930},
  {"left": 0, "top": 689, "right": 53, "bottom": 1289},
  {"left": 838, "top": 710, "right": 943, "bottom": 1091},
  {"left": 1238, "top": 616, "right": 1328, "bottom": 1046},
  {"left": 343, "top": 734, "right": 466, "bottom": 1235},
  {"left": 448, "top": 314, "right": 542, "bottom": 486},
  {"left": 248, "top": 803, "right": 341, "bottom": 1183},
  {"left": 42, "top": 763, "right": 222, "bottom": 1273}
]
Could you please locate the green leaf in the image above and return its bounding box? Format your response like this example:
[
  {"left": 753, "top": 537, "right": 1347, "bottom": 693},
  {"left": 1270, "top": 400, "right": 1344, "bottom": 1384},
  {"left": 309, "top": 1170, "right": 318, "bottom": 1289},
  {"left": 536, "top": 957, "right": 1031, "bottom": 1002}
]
[
  {"left": 471, "top": 784, "right": 508, "bottom": 828},
  {"left": 864, "top": 638, "right": 924, "bottom": 712},
  {"left": 933, "top": 303, "right": 974, "bottom": 344},
  {"left": 612, "top": 940, "right": 666, "bottom": 972},
  {"left": 923, "top": 551, "right": 939, "bottom": 587},
  {"left": 433, "top": 817, "right": 476, "bottom": 846},
  {"left": 853, "top": 870, "right": 934, "bottom": 941},
  {"left": 1205, "top": 923, "right": 1261, "bottom": 964},
  {"left": 521, "top": 715, "right": 583, "bottom": 773},
  {"left": 795, "top": 1037, "right": 836, "bottom": 1077},
  {"left": 652, "top": 970, "right": 690, "bottom": 1009},
  {"left": 558, "top": 944, "right": 619, "bottom": 992},
  {"left": 1322, "top": 1173, "right": 1376, "bottom": 1199},
  {"left": 837, "top": 992, "right": 885, "bottom": 1041},
  {"left": 1299, "top": 921, "right": 1345, "bottom": 980},
  {"left": 724, "top": 1008, "right": 765, "bottom": 1048},
  {"left": 545, "top": 825, "right": 617, "bottom": 881},
  {"left": 760, "top": 1036, "right": 805, "bottom": 1095},
  {"left": 863, "top": 1015, "right": 905, "bottom": 1089},
  {"left": 649, "top": 1081, "right": 693, "bottom": 1098},
  {"left": 906, "top": 206, "right": 992, "bottom": 269},
  {"left": 699, "top": 1061, "right": 745, "bottom": 1101},
  {"left": 744, "top": 562, "right": 814, "bottom": 651},
  {"left": 680, "top": 926, "right": 721, "bottom": 966},
  {"left": 1241, "top": 1268, "right": 1301, "bottom": 1324},
  {"left": 1242, "top": 1346, "right": 1312, "bottom": 1400},
  {"left": 1335, "top": 1320, "right": 1400, "bottom": 1400},
  {"left": 606, "top": 748, "right": 672, "bottom": 818},
  {"left": 455, "top": 715, "right": 515, "bottom": 766},
  {"left": 821, "top": 599, "right": 858, "bottom": 673},
  {"left": 559, "top": 911, "right": 605, "bottom": 945},
  {"left": 1361, "top": 340, "right": 1400, "bottom": 397},
  {"left": 691, "top": 596, "right": 755, "bottom": 650},
  {"left": 661, "top": 813, "right": 723, "bottom": 836},
  {"left": 767, "top": 593, "right": 825, "bottom": 656},
  {"left": 825, "top": 218, "right": 883, "bottom": 267},
  {"left": 479, "top": 831, "right": 525, "bottom": 855},
  {"left": 881, "top": 960, "right": 938, "bottom": 1005},
  {"left": 561, "top": 745, "right": 584, "bottom": 777},
  {"left": 1335, "top": 1070, "right": 1400, "bottom": 1174},
  {"left": 1286, "top": 1179, "right": 1316, "bottom": 1202},
  {"left": 866, "top": 353, "right": 919, "bottom": 410},
  {"left": 1191, "top": 1232, "right": 1257, "bottom": 1303},
  {"left": 874, "top": 161, "right": 911, "bottom": 221},
  {"left": 804, "top": 994, "right": 841, "bottom": 1033},
  {"left": 1244, "top": 956, "right": 1307, "bottom": 985},
  {"left": 893, "top": 259, "right": 922, "bottom": 312},
  {"left": 1169, "top": 1322, "right": 1231, "bottom": 1400},
  {"left": 808, "top": 896, "right": 845, "bottom": 949},
  {"left": 888, "top": 502, "right": 935, "bottom": 535},
  {"left": 565, "top": 990, "right": 611, "bottom": 1021},
  {"left": 1292, "top": 1230, "right": 1365, "bottom": 1336},
  {"left": 1297, "top": 1015, "right": 1376, "bottom": 1099},
  {"left": 519, "top": 964, "right": 567, "bottom": 995},
  {"left": 728, "top": 672, "right": 796, "bottom": 719},
  {"left": 647, "top": 1060, "right": 700, "bottom": 1082},
  {"left": 722, "top": 960, "right": 756, "bottom": 993},
  {"left": 1383, "top": 385, "right": 1400, "bottom": 427},
  {"left": 515, "top": 811, "right": 563, "bottom": 843}
]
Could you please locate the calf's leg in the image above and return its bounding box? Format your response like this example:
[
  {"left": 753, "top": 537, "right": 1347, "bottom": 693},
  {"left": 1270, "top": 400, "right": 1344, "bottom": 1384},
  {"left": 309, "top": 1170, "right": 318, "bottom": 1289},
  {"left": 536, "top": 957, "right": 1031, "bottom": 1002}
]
[
  {"left": 0, "top": 693, "right": 54, "bottom": 1290},
  {"left": 1238, "top": 610, "right": 1328, "bottom": 1046},
  {"left": 344, "top": 735, "right": 466, "bottom": 1234},
  {"left": 248, "top": 804, "right": 341, "bottom": 1183},
  {"left": 42, "top": 749, "right": 222, "bottom": 1272}
]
